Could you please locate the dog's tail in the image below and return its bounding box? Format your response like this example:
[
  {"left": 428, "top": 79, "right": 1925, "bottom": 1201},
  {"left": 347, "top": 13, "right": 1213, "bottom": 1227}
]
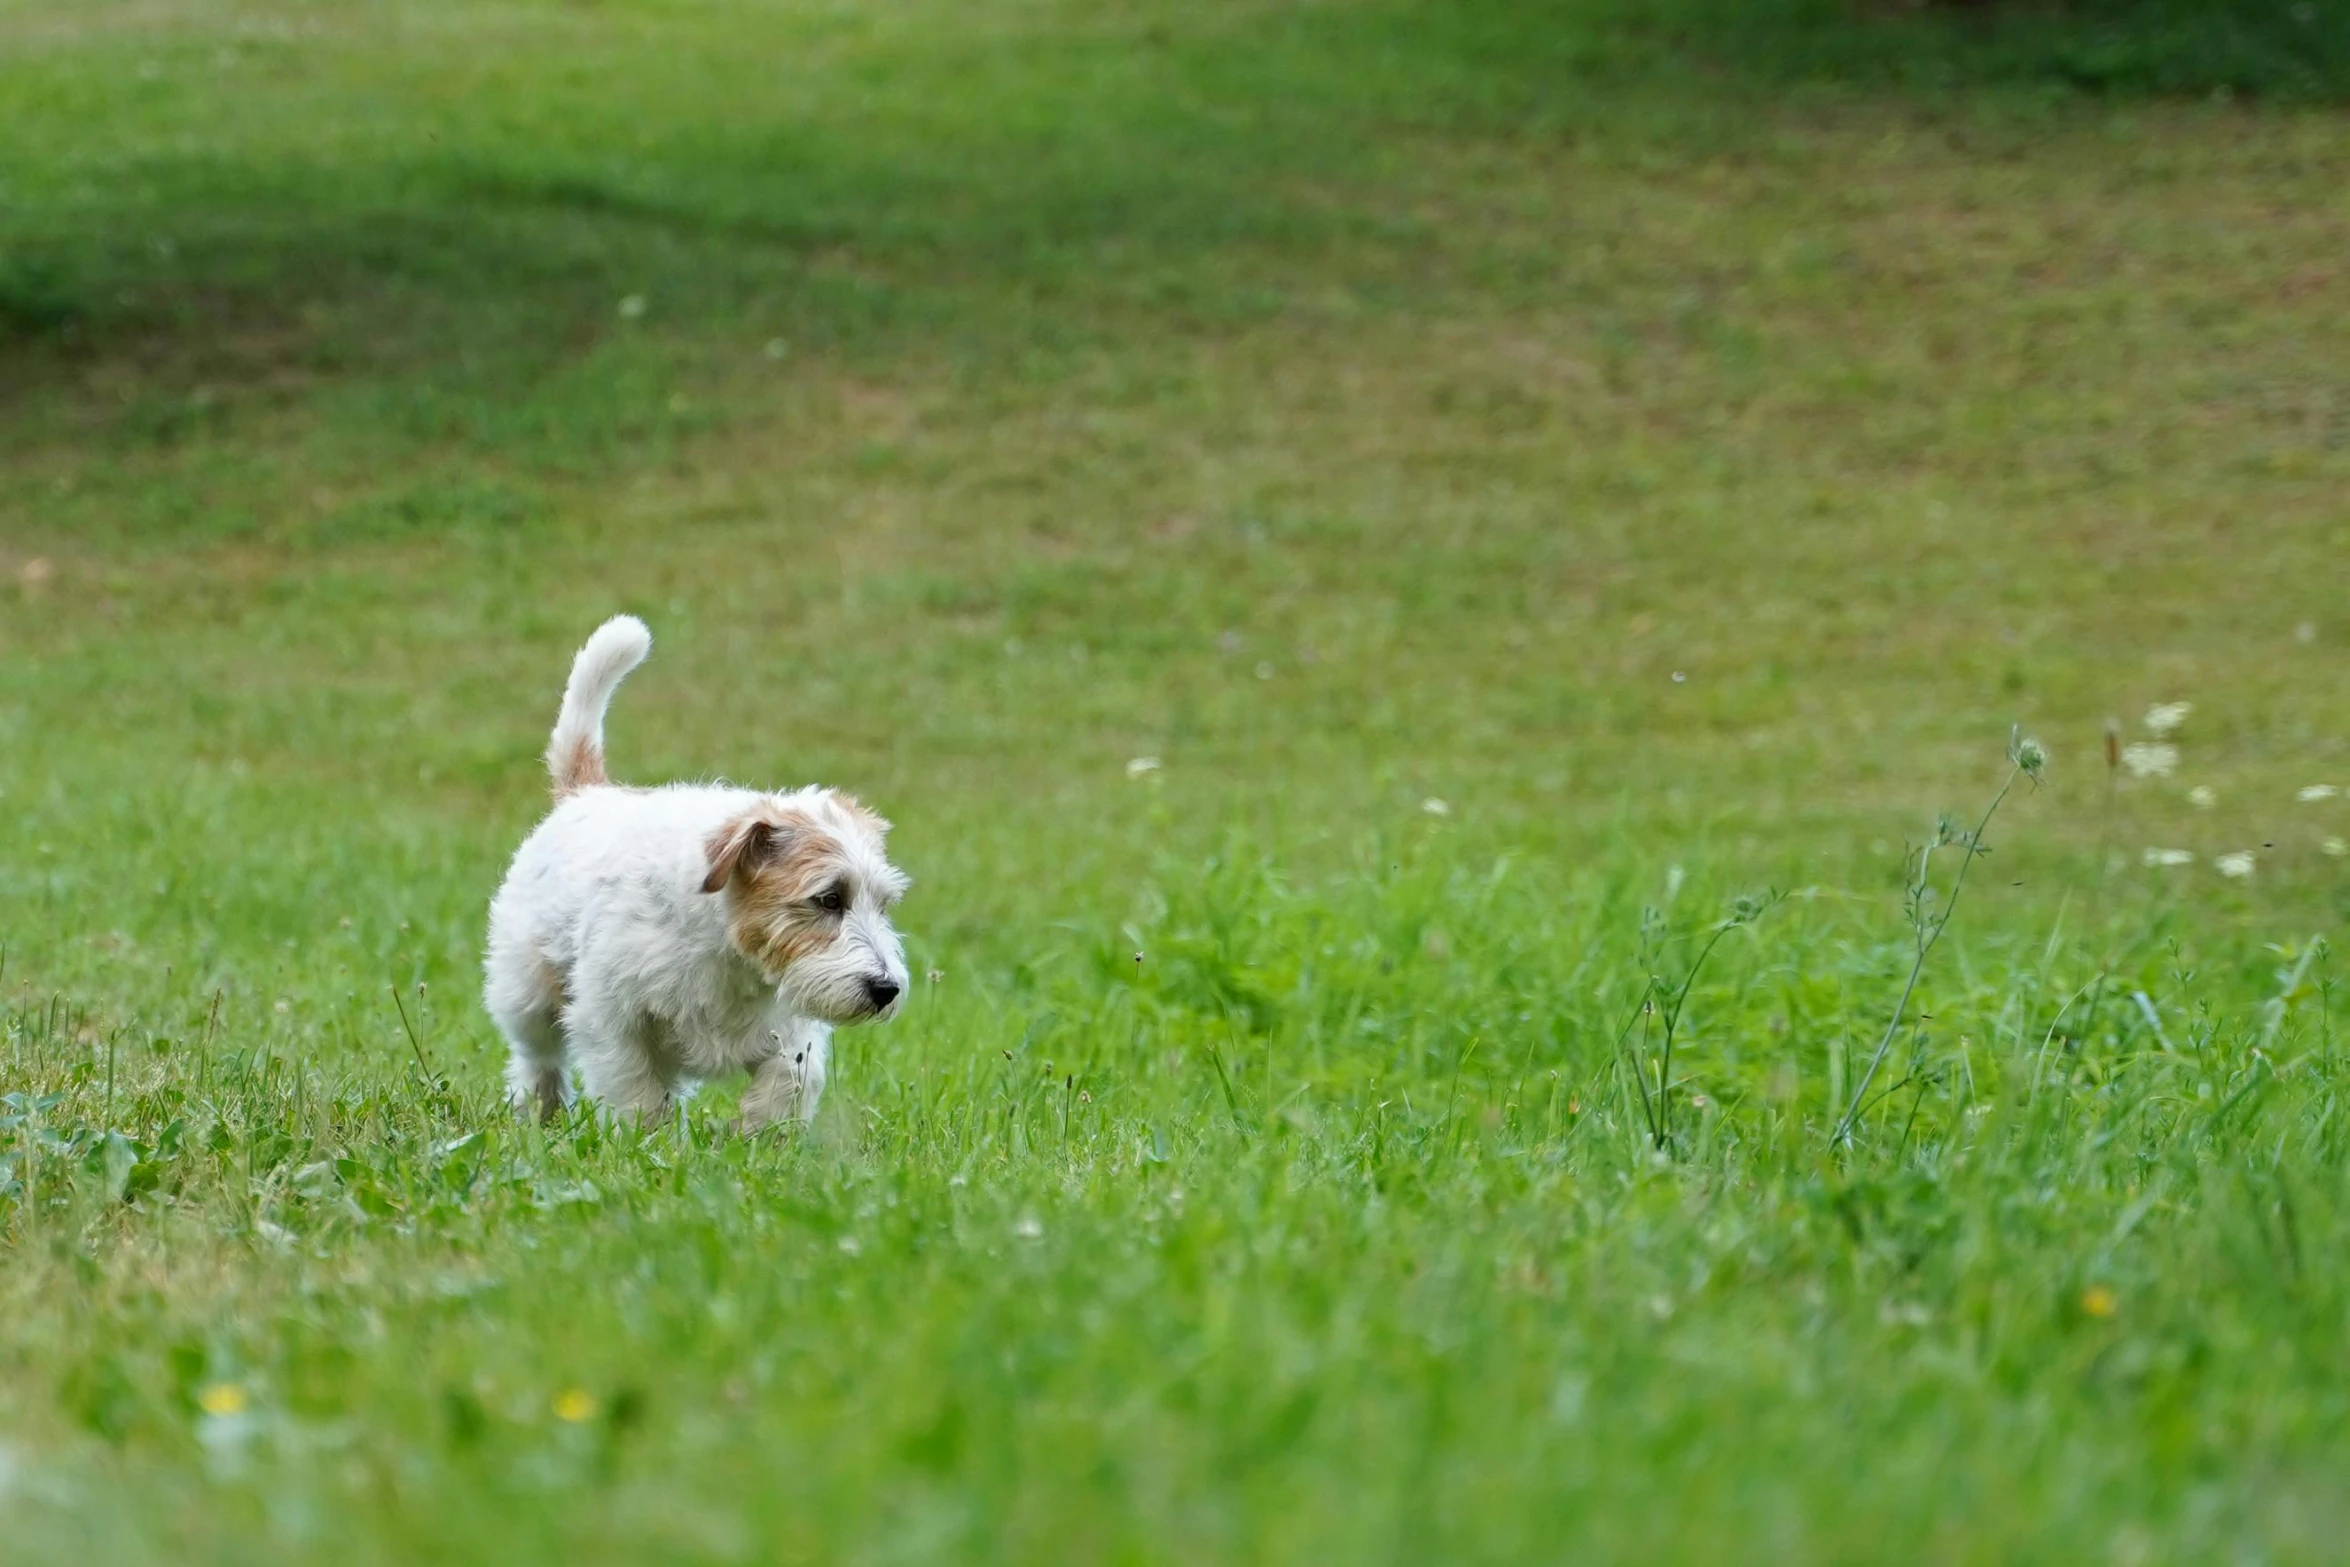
[{"left": 546, "top": 615, "right": 652, "bottom": 797}]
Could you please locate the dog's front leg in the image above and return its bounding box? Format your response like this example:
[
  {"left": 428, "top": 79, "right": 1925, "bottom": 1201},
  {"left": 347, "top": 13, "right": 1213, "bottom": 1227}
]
[
  {"left": 567, "top": 997, "right": 674, "bottom": 1128},
  {"left": 737, "top": 1019, "right": 830, "bottom": 1133}
]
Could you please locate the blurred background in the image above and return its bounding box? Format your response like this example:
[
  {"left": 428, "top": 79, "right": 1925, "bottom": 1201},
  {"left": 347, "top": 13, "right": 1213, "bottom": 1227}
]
[
  {"left": 3, "top": 4, "right": 2349, "bottom": 1559},
  {"left": 6, "top": 2, "right": 2346, "bottom": 967}
]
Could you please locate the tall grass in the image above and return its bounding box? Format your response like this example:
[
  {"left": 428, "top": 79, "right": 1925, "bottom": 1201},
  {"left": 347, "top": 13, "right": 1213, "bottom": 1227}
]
[
  {"left": 5, "top": 798, "right": 2346, "bottom": 1558},
  {"left": 4, "top": 0, "right": 2348, "bottom": 1557}
]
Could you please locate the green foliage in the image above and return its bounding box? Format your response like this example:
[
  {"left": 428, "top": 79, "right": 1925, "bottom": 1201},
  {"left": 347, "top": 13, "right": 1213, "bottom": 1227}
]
[
  {"left": 3, "top": 848, "right": 2347, "bottom": 1560},
  {"left": 3, "top": 0, "right": 2349, "bottom": 1560},
  {"left": 1600, "top": 0, "right": 2350, "bottom": 101}
]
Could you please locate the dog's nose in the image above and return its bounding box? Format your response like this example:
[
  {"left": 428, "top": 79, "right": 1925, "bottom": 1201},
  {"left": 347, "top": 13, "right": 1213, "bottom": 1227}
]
[{"left": 865, "top": 976, "right": 902, "bottom": 1010}]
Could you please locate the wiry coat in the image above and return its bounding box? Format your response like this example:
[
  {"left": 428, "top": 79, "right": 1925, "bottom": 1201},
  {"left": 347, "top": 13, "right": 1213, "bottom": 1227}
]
[{"left": 483, "top": 617, "right": 909, "bottom": 1128}]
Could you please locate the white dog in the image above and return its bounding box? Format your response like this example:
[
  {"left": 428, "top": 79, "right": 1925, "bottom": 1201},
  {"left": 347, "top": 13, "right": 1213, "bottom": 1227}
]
[{"left": 483, "top": 616, "right": 909, "bottom": 1129}]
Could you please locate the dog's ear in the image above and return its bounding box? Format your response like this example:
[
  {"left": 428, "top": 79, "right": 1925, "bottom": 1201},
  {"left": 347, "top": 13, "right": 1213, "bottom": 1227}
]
[{"left": 701, "top": 813, "right": 785, "bottom": 894}]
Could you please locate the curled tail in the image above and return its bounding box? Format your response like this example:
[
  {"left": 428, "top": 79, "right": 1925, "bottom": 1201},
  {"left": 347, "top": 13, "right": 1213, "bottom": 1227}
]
[{"left": 546, "top": 615, "right": 652, "bottom": 797}]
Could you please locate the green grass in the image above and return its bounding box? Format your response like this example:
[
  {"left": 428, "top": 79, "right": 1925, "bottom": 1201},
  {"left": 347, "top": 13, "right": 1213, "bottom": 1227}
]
[{"left": 4, "top": 0, "right": 2350, "bottom": 1560}]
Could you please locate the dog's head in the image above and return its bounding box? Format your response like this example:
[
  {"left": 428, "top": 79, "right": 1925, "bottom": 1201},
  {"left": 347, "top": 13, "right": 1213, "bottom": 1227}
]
[{"left": 702, "top": 789, "right": 910, "bottom": 1025}]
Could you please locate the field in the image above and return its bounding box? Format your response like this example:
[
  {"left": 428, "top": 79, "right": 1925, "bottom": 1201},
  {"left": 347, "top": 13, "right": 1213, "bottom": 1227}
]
[{"left": 4, "top": 0, "right": 2349, "bottom": 1560}]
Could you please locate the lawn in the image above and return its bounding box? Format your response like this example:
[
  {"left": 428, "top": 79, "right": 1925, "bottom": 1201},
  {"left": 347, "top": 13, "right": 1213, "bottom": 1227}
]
[{"left": 3, "top": 0, "right": 2349, "bottom": 1560}]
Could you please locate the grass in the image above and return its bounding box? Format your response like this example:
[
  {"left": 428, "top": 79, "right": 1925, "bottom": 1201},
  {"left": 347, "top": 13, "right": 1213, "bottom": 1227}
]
[{"left": 3, "top": 0, "right": 2349, "bottom": 1560}]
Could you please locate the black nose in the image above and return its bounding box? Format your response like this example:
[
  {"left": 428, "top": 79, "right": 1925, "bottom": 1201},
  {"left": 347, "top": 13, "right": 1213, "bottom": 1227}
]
[{"left": 865, "top": 976, "right": 902, "bottom": 1009}]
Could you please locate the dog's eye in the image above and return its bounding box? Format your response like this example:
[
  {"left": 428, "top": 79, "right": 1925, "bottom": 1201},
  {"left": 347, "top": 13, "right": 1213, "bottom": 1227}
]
[{"left": 814, "top": 884, "right": 848, "bottom": 914}]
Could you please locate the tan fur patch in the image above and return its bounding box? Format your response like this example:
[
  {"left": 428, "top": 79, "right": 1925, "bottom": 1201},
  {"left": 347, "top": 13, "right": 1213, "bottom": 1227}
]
[
  {"left": 549, "top": 733, "right": 605, "bottom": 798},
  {"left": 706, "top": 804, "right": 851, "bottom": 976},
  {"left": 533, "top": 952, "right": 570, "bottom": 1014}
]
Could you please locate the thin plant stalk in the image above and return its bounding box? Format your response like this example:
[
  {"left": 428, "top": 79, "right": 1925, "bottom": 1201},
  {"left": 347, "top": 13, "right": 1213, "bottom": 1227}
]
[
  {"left": 1621, "top": 890, "right": 1780, "bottom": 1151},
  {"left": 1836, "top": 732, "right": 2044, "bottom": 1145},
  {"left": 2075, "top": 719, "right": 2124, "bottom": 1044}
]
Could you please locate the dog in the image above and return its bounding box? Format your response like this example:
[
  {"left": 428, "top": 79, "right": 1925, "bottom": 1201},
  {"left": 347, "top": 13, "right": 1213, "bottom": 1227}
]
[{"left": 482, "top": 615, "right": 909, "bottom": 1130}]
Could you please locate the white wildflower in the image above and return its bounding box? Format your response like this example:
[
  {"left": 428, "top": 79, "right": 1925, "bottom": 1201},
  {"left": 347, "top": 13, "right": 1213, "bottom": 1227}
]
[
  {"left": 2141, "top": 848, "right": 2194, "bottom": 868},
  {"left": 2120, "top": 743, "right": 2178, "bottom": 779},
  {"left": 2326, "top": 837, "right": 2348, "bottom": 858},
  {"left": 2143, "top": 702, "right": 2192, "bottom": 736},
  {"left": 1125, "top": 756, "right": 1161, "bottom": 777},
  {"left": 616, "top": 294, "right": 647, "bottom": 319},
  {"left": 2297, "top": 784, "right": 2338, "bottom": 802},
  {"left": 1013, "top": 1215, "right": 1043, "bottom": 1240},
  {"left": 2216, "top": 851, "right": 2255, "bottom": 880},
  {"left": 2188, "top": 786, "right": 2217, "bottom": 809},
  {"left": 1421, "top": 798, "right": 1451, "bottom": 817}
]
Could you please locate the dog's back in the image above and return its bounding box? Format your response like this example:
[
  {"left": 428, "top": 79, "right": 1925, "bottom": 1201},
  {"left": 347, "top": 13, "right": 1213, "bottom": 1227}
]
[{"left": 493, "top": 782, "right": 749, "bottom": 971}]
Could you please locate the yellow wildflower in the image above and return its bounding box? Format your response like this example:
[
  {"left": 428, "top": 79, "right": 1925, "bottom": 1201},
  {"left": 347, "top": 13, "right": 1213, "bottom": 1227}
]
[{"left": 198, "top": 1383, "right": 248, "bottom": 1417}]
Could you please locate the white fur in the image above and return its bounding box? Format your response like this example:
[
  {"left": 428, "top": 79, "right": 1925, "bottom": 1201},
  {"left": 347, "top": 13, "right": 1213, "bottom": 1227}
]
[
  {"left": 483, "top": 618, "right": 909, "bottom": 1129},
  {"left": 544, "top": 613, "right": 650, "bottom": 789}
]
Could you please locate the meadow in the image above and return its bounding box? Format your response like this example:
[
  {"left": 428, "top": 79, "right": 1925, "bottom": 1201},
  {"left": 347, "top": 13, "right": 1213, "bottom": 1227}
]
[{"left": 3, "top": 0, "right": 2349, "bottom": 1560}]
